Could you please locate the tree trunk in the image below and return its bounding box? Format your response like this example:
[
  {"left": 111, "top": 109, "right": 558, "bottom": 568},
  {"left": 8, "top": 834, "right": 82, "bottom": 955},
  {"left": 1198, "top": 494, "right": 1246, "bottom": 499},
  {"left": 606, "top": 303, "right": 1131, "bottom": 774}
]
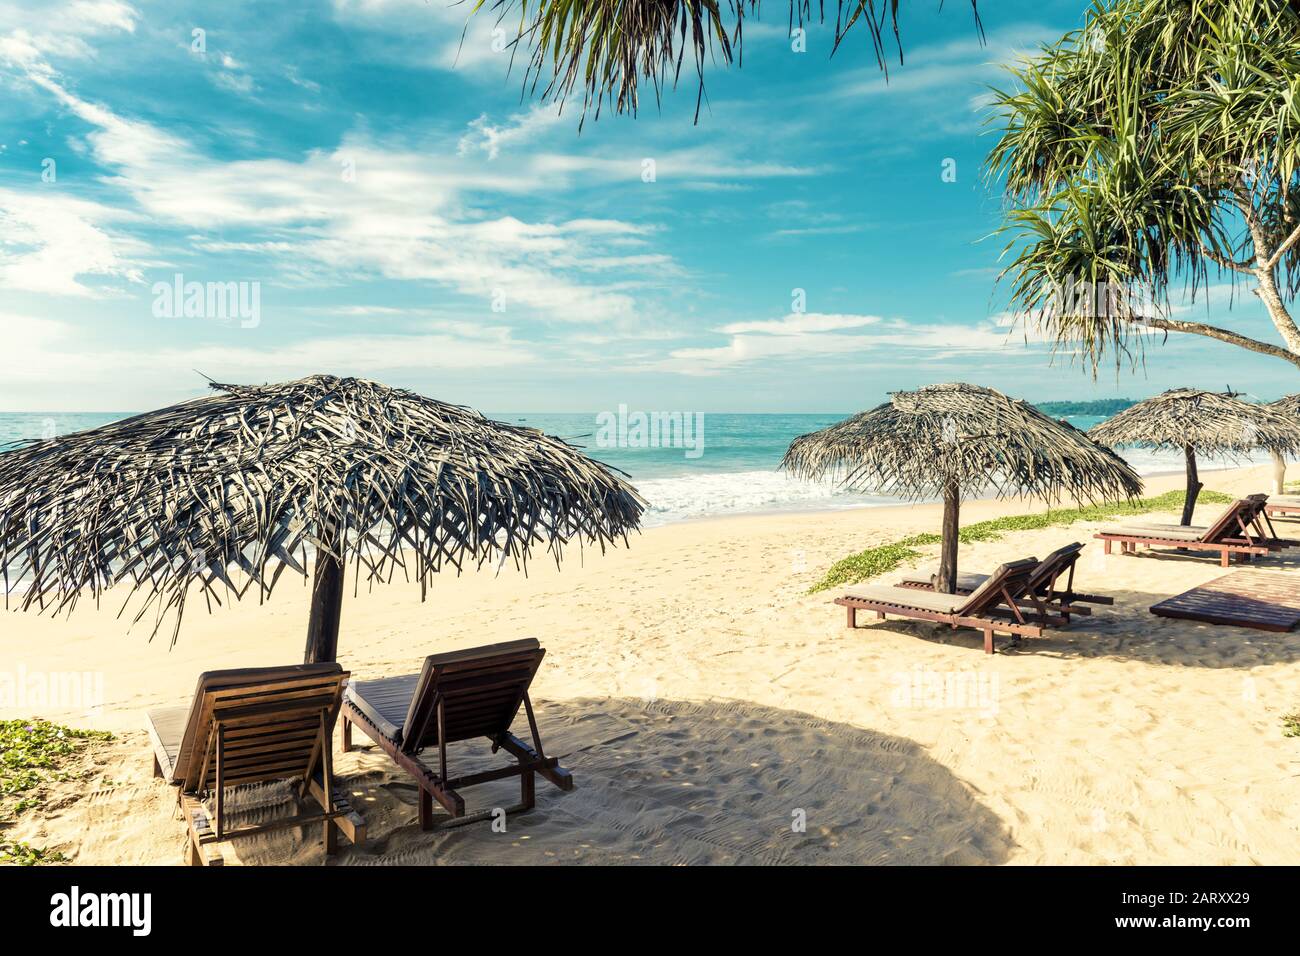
[
  {"left": 304, "top": 529, "right": 344, "bottom": 664},
  {"left": 933, "top": 483, "right": 961, "bottom": 594},
  {"left": 1180, "top": 445, "right": 1202, "bottom": 526},
  {"left": 1273, "top": 449, "right": 1288, "bottom": 496}
]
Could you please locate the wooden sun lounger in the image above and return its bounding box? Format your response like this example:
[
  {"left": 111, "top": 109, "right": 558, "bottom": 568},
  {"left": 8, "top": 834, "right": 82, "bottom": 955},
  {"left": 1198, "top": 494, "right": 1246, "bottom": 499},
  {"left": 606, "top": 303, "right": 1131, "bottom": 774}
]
[
  {"left": 1094, "top": 497, "right": 1296, "bottom": 568},
  {"left": 896, "top": 542, "right": 1112, "bottom": 620},
  {"left": 1242, "top": 496, "right": 1294, "bottom": 541},
  {"left": 1160, "top": 495, "right": 1295, "bottom": 546},
  {"left": 340, "top": 638, "right": 572, "bottom": 830},
  {"left": 835, "top": 558, "right": 1056, "bottom": 654},
  {"left": 1264, "top": 494, "right": 1300, "bottom": 519},
  {"left": 145, "top": 663, "right": 365, "bottom": 866}
]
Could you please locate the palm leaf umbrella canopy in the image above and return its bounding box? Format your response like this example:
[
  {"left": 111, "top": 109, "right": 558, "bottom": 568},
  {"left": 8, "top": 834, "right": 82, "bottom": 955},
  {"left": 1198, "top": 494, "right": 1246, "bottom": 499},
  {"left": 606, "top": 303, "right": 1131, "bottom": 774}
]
[
  {"left": 782, "top": 383, "right": 1142, "bottom": 593},
  {"left": 1088, "top": 388, "right": 1300, "bottom": 525},
  {"left": 0, "top": 375, "right": 643, "bottom": 662},
  {"left": 1269, "top": 394, "right": 1300, "bottom": 494}
]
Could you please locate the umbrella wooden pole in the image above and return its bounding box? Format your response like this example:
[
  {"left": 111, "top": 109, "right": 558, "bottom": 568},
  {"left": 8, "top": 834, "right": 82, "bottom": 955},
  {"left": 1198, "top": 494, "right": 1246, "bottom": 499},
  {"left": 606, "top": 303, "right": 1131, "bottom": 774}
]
[
  {"left": 305, "top": 531, "right": 344, "bottom": 664},
  {"left": 934, "top": 483, "right": 960, "bottom": 594},
  {"left": 1273, "top": 449, "right": 1287, "bottom": 496},
  {"left": 1180, "top": 444, "right": 1202, "bottom": 526}
]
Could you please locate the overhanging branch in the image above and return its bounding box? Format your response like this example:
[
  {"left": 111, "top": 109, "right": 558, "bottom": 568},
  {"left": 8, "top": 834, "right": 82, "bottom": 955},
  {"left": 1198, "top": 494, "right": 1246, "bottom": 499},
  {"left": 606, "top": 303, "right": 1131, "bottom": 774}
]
[
  {"left": 1199, "top": 246, "right": 1255, "bottom": 274},
  {"left": 1141, "top": 316, "right": 1300, "bottom": 367},
  {"left": 1265, "top": 221, "right": 1300, "bottom": 270}
]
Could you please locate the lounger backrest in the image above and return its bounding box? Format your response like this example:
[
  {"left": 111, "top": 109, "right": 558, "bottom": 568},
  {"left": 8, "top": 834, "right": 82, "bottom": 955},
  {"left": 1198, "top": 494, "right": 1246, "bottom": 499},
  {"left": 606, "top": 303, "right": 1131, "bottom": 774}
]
[
  {"left": 1244, "top": 495, "right": 1269, "bottom": 526},
  {"left": 1027, "top": 542, "right": 1084, "bottom": 592},
  {"left": 400, "top": 638, "right": 545, "bottom": 756},
  {"left": 956, "top": 558, "right": 1040, "bottom": 616},
  {"left": 174, "top": 663, "right": 347, "bottom": 792},
  {"left": 1200, "top": 499, "right": 1256, "bottom": 543}
]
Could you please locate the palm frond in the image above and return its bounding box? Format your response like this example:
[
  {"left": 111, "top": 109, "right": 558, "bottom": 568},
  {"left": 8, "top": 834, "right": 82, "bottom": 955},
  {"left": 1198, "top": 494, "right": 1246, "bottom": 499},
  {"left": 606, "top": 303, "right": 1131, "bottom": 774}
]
[
  {"left": 470, "top": 0, "right": 983, "bottom": 124},
  {"left": 986, "top": 0, "right": 1300, "bottom": 371}
]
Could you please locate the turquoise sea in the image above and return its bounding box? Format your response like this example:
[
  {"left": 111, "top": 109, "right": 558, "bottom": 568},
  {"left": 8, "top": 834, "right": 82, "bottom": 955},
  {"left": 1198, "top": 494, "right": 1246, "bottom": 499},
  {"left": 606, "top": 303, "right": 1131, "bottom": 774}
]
[{"left": 0, "top": 410, "right": 1267, "bottom": 527}]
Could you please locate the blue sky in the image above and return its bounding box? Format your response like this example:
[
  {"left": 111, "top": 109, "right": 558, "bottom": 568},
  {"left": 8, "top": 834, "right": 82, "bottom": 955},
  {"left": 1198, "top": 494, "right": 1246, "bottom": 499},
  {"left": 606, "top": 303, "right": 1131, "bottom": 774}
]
[{"left": 1, "top": 0, "right": 1296, "bottom": 413}]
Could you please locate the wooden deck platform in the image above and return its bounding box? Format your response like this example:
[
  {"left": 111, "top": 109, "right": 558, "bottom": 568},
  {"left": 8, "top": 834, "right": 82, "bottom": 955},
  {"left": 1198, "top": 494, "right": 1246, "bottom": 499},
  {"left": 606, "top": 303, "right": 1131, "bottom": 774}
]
[{"left": 1150, "top": 571, "right": 1300, "bottom": 632}]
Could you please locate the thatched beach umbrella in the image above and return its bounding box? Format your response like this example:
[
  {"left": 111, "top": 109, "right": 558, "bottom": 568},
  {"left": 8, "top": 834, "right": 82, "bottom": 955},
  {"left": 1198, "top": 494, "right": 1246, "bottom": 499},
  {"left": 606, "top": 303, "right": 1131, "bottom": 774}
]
[
  {"left": 782, "top": 383, "right": 1141, "bottom": 594},
  {"left": 1089, "top": 388, "right": 1300, "bottom": 526},
  {"left": 0, "top": 375, "right": 642, "bottom": 662},
  {"left": 1269, "top": 395, "right": 1300, "bottom": 494}
]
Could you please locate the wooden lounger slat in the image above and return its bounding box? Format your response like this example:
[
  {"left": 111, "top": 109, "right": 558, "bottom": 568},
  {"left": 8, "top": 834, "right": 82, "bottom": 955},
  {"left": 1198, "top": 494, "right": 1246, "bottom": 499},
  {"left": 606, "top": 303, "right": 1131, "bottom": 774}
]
[
  {"left": 201, "top": 765, "right": 319, "bottom": 790},
  {"left": 202, "top": 747, "right": 319, "bottom": 776},
  {"left": 201, "top": 748, "right": 318, "bottom": 777},
  {"left": 430, "top": 673, "right": 540, "bottom": 699},
  {"left": 221, "top": 729, "right": 320, "bottom": 752},
  {"left": 216, "top": 719, "right": 323, "bottom": 741},
  {"left": 437, "top": 696, "right": 528, "bottom": 721},
  {"left": 213, "top": 697, "right": 340, "bottom": 726}
]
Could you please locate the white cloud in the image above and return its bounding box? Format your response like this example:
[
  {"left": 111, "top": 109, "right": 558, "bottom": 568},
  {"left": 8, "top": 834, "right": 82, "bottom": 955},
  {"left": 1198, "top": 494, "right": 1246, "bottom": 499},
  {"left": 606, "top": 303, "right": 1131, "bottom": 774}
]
[
  {"left": 329, "top": 0, "right": 508, "bottom": 75},
  {"left": 14, "top": 68, "right": 651, "bottom": 321},
  {"left": 642, "top": 313, "right": 1043, "bottom": 375},
  {"left": 211, "top": 69, "right": 255, "bottom": 95},
  {"left": 458, "top": 106, "right": 563, "bottom": 160},
  {"left": 719, "top": 313, "right": 882, "bottom": 335},
  {"left": 767, "top": 224, "right": 864, "bottom": 238},
  {"left": 0, "top": 1, "right": 137, "bottom": 69},
  {"left": 10, "top": 42, "right": 810, "bottom": 325},
  {"left": 836, "top": 24, "right": 1052, "bottom": 100},
  {"left": 0, "top": 188, "right": 143, "bottom": 295},
  {"left": 828, "top": 22, "right": 1058, "bottom": 138},
  {"left": 0, "top": 310, "right": 534, "bottom": 390}
]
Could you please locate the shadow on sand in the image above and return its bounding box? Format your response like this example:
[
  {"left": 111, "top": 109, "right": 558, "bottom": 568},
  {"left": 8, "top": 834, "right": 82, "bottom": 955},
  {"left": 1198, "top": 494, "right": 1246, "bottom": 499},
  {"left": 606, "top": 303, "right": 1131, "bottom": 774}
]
[{"left": 323, "top": 697, "right": 1015, "bottom": 866}]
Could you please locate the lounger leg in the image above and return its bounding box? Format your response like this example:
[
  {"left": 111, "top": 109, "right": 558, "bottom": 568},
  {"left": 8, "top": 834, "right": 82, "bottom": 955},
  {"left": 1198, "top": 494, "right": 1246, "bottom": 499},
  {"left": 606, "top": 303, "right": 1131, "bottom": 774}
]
[
  {"left": 846, "top": 606, "right": 856, "bottom": 628},
  {"left": 324, "top": 819, "right": 338, "bottom": 856},
  {"left": 187, "top": 836, "right": 201, "bottom": 867},
  {"left": 1221, "top": 551, "right": 1230, "bottom": 567},
  {"left": 983, "top": 628, "right": 994, "bottom": 655},
  {"left": 153, "top": 754, "right": 162, "bottom": 779},
  {"left": 521, "top": 769, "right": 535, "bottom": 812},
  {"left": 419, "top": 789, "right": 434, "bottom": 831},
  {"left": 308, "top": 773, "right": 365, "bottom": 847},
  {"left": 341, "top": 716, "right": 352, "bottom": 753}
]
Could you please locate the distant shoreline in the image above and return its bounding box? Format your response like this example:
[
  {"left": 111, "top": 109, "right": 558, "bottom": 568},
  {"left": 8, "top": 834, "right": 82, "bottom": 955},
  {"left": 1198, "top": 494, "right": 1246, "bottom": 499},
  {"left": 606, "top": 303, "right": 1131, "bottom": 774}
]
[{"left": 1035, "top": 399, "right": 1136, "bottom": 417}]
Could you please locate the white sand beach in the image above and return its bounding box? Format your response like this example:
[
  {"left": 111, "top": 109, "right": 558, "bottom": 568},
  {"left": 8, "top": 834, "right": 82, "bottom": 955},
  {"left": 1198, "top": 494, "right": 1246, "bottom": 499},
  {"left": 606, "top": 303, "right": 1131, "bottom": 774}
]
[{"left": 3, "top": 464, "right": 1298, "bottom": 865}]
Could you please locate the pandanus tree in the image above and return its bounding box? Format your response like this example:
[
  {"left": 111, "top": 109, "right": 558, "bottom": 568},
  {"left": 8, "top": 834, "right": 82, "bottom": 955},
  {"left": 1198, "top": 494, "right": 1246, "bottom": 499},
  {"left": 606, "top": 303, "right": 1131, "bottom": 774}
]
[
  {"left": 988, "top": 0, "right": 1300, "bottom": 373},
  {"left": 782, "top": 383, "right": 1141, "bottom": 594},
  {"left": 469, "top": 0, "right": 982, "bottom": 122},
  {"left": 0, "top": 376, "right": 643, "bottom": 662},
  {"left": 1088, "top": 388, "right": 1300, "bottom": 525},
  {"left": 1270, "top": 394, "right": 1300, "bottom": 493}
]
